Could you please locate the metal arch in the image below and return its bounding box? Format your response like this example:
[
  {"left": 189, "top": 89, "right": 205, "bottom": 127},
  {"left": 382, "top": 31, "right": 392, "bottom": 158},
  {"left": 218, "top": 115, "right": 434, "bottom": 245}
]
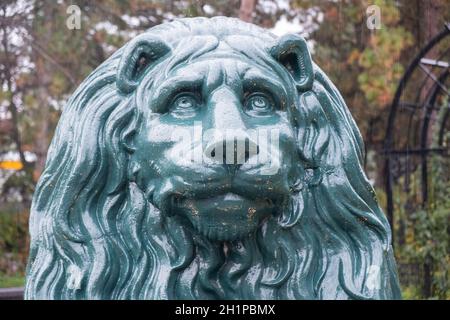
[{"left": 384, "top": 23, "right": 450, "bottom": 234}]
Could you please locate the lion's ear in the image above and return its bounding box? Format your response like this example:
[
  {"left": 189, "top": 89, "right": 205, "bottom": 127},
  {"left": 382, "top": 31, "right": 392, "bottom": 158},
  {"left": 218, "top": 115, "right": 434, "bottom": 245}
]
[
  {"left": 270, "top": 34, "right": 314, "bottom": 92},
  {"left": 117, "top": 34, "right": 171, "bottom": 94}
]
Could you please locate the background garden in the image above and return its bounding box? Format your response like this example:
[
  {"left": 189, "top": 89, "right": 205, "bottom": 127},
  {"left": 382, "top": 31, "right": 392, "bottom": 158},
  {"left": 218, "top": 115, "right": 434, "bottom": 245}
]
[{"left": 0, "top": 0, "right": 448, "bottom": 299}]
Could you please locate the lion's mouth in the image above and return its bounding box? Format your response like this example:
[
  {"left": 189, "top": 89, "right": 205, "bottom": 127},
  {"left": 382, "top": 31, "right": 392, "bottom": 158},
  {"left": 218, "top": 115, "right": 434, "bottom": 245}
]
[{"left": 171, "top": 192, "right": 276, "bottom": 241}]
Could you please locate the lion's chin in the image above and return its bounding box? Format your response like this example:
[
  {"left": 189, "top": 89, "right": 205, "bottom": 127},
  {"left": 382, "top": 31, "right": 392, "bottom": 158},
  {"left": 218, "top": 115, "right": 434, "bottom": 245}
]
[{"left": 173, "top": 192, "right": 275, "bottom": 242}]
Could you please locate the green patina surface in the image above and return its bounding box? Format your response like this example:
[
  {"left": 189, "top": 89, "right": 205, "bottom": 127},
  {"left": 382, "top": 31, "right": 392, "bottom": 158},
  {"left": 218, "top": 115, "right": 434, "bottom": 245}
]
[{"left": 25, "top": 17, "right": 401, "bottom": 299}]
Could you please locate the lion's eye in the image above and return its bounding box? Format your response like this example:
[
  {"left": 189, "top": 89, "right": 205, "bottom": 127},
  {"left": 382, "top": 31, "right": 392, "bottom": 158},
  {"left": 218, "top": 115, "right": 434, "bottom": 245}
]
[
  {"left": 170, "top": 94, "right": 200, "bottom": 117},
  {"left": 244, "top": 94, "right": 274, "bottom": 116}
]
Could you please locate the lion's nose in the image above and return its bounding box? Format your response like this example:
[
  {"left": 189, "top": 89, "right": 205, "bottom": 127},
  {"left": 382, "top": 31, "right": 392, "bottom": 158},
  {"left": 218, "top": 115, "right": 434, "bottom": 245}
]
[{"left": 204, "top": 133, "right": 259, "bottom": 169}]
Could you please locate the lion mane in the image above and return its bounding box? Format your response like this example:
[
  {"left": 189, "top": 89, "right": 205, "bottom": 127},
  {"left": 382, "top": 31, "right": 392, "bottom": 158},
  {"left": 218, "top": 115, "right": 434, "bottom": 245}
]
[{"left": 25, "top": 17, "right": 401, "bottom": 299}]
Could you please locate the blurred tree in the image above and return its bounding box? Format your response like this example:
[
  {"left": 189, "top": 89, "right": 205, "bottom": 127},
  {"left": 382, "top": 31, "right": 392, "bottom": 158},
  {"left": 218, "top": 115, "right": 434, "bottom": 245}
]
[
  {"left": 0, "top": 0, "right": 289, "bottom": 279},
  {"left": 0, "top": 1, "right": 31, "bottom": 171}
]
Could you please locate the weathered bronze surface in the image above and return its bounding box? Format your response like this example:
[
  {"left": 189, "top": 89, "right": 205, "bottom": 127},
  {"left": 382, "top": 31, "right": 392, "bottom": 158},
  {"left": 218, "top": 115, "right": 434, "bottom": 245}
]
[{"left": 25, "top": 17, "right": 401, "bottom": 299}]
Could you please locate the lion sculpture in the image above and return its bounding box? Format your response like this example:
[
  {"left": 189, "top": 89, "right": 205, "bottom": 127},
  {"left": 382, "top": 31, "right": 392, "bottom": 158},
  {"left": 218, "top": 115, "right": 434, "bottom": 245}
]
[{"left": 25, "top": 17, "right": 401, "bottom": 299}]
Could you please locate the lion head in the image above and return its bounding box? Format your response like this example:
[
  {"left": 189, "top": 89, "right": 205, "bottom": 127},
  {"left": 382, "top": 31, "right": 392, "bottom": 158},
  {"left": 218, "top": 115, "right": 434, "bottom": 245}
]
[{"left": 25, "top": 17, "right": 401, "bottom": 299}]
